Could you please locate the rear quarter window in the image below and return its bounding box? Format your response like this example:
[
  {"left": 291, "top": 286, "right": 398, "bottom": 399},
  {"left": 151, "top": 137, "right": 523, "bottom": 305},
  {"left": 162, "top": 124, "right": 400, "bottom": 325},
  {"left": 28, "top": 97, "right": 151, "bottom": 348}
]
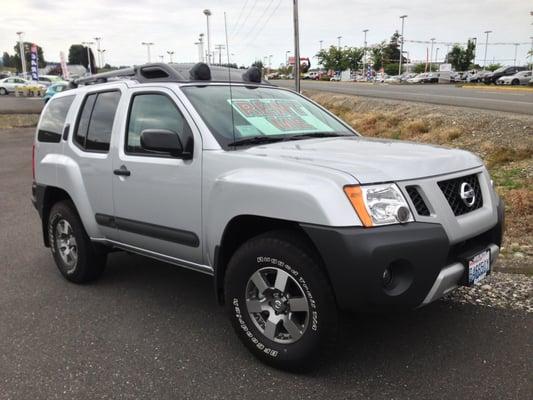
[{"left": 38, "top": 95, "right": 75, "bottom": 143}]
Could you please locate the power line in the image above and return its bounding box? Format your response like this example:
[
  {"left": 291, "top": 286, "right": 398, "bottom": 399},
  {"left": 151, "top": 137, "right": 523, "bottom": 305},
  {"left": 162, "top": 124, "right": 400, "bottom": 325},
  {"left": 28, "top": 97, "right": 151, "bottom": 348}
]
[
  {"left": 232, "top": 0, "right": 258, "bottom": 38},
  {"left": 242, "top": 0, "right": 275, "bottom": 40},
  {"left": 242, "top": 0, "right": 283, "bottom": 46},
  {"left": 230, "top": 0, "right": 250, "bottom": 35}
]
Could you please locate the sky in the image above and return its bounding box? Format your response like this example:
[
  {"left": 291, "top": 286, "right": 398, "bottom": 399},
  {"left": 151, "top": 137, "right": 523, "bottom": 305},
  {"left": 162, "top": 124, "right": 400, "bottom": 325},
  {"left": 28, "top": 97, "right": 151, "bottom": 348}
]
[{"left": 1, "top": 0, "right": 532, "bottom": 69}]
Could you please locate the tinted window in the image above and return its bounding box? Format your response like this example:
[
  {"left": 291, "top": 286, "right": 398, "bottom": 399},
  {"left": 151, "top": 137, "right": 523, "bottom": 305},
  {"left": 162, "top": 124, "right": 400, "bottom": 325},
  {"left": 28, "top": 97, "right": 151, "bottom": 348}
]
[
  {"left": 74, "top": 91, "right": 120, "bottom": 152},
  {"left": 126, "top": 93, "right": 191, "bottom": 155},
  {"left": 74, "top": 93, "right": 97, "bottom": 148},
  {"left": 38, "top": 95, "right": 75, "bottom": 143},
  {"left": 86, "top": 91, "right": 121, "bottom": 151}
]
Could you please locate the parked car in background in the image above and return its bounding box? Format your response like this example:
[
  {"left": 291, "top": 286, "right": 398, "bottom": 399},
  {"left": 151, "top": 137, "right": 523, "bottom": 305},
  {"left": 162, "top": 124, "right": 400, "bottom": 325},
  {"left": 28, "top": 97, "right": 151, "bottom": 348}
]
[
  {"left": 407, "top": 73, "right": 428, "bottom": 83},
  {"left": 497, "top": 70, "right": 532, "bottom": 86},
  {"left": 38, "top": 75, "right": 64, "bottom": 87},
  {"left": 43, "top": 82, "right": 69, "bottom": 103},
  {"left": 330, "top": 74, "right": 341, "bottom": 81},
  {"left": 483, "top": 66, "right": 528, "bottom": 84},
  {"left": 421, "top": 72, "right": 440, "bottom": 83},
  {"left": 384, "top": 75, "right": 401, "bottom": 84},
  {"left": 0, "top": 77, "right": 31, "bottom": 94},
  {"left": 303, "top": 71, "right": 321, "bottom": 80}
]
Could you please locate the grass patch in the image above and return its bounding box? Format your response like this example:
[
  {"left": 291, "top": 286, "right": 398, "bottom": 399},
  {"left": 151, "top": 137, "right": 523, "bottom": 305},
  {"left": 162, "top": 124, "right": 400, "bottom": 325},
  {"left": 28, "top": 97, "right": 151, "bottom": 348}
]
[
  {"left": 0, "top": 114, "right": 39, "bottom": 129},
  {"left": 491, "top": 167, "right": 529, "bottom": 190},
  {"left": 485, "top": 147, "right": 533, "bottom": 168}
]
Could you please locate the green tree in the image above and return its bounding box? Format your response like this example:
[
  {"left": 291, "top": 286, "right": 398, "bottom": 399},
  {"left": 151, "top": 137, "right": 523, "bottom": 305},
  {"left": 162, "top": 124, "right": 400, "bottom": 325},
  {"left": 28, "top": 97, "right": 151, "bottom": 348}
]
[
  {"left": 345, "top": 47, "right": 363, "bottom": 71},
  {"left": 251, "top": 60, "right": 264, "bottom": 70},
  {"left": 384, "top": 63, "right": 399, "bottom": 75},
  {"left": 2, "top": 52, "right": 13, "bottom": 67},
  {"left": 445, "top": 39, "right": 476, "bottom": 71},
  {"left": 11, "top": 42, "right": 46, "bottom": 73},
  {"left": 317, "top": 46, "right": 363, "bottom": 72},
  {"left": 382, "top": 31, "right": 406, "bottom": 64},
  {"left": 485, "top": 63, "right": 503, "bottom": 72},
  {"left": 369, "top": 42, "right": 386, "bottom": 70},
  {"left": 68, "top": 44, "right": 96, "bottom": 72}
]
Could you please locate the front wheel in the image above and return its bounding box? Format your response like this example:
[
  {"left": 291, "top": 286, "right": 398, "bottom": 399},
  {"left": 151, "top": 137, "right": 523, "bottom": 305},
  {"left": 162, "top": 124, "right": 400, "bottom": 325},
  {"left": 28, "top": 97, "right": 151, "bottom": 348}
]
[
  {"left": 224, "top": 231, "right": 338, "bottom": 370},
  {"left": 0, "top": 88, "right": 7, "bottom": 95}
]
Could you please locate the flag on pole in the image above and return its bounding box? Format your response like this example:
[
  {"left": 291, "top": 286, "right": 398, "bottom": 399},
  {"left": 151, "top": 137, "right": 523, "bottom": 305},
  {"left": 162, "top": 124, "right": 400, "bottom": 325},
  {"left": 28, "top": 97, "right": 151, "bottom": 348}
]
[{"left": 30, "top": 44, "right": 39, "bottom": 81}]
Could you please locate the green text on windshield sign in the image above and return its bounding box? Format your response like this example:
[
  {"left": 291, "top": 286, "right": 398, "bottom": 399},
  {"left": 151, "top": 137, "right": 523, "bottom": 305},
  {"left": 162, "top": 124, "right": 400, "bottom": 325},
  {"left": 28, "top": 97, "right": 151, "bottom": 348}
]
[{"left": 229, "top": 99, "right": 334, "bottom": 136}]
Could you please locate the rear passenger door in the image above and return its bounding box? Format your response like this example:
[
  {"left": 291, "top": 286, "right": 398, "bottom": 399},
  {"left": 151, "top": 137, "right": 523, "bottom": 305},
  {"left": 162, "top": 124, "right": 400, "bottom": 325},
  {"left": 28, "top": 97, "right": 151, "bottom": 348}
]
[
  {"left": 111, "top": 88, "right": 203, "bottom": 265},
  {"left": 64, "top": 88, "right": 123, "bottom": 241}
]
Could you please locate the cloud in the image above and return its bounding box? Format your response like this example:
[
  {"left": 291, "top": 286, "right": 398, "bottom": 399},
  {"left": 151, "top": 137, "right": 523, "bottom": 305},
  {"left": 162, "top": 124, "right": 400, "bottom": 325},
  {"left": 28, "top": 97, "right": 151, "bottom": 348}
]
[{"left": 1, "top": 0, "right": 531, "bottom": 68}]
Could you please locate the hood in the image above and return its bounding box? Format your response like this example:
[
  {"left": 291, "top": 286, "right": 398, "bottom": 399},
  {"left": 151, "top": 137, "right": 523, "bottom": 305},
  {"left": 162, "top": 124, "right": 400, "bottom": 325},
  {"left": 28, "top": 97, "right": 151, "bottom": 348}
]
[{"left": 241, "top": 136, "right": 483, "bottom": 184}]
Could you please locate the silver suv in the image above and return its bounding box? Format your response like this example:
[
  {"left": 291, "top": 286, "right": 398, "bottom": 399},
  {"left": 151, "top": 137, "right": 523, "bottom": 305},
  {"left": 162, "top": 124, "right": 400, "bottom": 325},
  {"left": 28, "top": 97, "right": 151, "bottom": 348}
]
[{"left": 32, "top": 63, "right": 504, "bottom": 370}]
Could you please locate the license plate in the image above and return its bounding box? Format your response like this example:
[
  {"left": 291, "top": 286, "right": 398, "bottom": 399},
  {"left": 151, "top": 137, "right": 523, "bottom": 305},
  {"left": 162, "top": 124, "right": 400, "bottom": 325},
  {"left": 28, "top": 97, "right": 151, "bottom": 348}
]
[{"left": 466, "top": 249, "right": 491, "bottom": 286}]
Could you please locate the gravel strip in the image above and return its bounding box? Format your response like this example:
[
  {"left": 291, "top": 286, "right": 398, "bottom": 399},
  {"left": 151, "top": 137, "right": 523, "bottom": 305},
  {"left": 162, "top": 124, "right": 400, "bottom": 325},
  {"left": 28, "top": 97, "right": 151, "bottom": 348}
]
[{"left": 443, "top": 272, "right": 532, "bottom": 313}]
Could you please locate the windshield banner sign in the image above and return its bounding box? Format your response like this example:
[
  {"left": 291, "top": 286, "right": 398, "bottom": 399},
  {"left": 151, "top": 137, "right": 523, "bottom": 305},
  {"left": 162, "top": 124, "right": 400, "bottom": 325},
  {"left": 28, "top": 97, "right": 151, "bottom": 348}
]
[{"left": 229, "top": 99, "right": 334, "bottom": 135}]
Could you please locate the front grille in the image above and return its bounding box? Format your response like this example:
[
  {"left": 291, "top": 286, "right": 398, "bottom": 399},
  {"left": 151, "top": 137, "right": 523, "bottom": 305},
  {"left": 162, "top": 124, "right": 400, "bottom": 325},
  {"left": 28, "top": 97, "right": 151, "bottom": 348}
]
[
  {"left": 406, "top": 186, "right": 430, "bottom": 216},
  {"left": 438, "top": 174, "right": 483, "bottom": 216}
]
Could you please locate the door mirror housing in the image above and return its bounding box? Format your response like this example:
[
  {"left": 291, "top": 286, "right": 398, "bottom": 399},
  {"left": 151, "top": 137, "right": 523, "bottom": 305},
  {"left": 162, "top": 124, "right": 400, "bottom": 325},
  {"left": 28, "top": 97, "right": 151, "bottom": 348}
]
[{"left": 140, "top": 129, "right": 186, "bottom": 157}]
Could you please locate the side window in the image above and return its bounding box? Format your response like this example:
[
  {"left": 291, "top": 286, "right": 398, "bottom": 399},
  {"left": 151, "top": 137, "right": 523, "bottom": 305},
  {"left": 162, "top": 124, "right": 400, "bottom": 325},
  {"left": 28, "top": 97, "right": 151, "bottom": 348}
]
[
  {"left": 126, "top": 93, "right": 191, "bottom": 155},
  {"left": 38, "top": 95, "right": 75, "bottom": 143},
  {"left": 74, "top": 91, "right": 121, "bottom": 152}
]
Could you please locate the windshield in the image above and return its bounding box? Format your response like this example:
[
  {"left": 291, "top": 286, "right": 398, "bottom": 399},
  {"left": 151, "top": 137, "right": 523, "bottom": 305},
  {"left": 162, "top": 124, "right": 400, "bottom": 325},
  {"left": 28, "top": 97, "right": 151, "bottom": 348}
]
[{"left": 181, "top": 85, "right": 354, "bottom": 148}]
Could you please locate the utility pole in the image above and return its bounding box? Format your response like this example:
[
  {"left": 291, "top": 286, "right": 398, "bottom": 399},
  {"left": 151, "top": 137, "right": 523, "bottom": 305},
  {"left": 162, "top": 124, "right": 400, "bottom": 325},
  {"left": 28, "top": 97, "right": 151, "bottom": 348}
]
[
  {"left": 319, "top": 40, "right": 323, "bottom": 51},
  {"left": 428, "top": 38, "right": 436, "bottom": 72},
  {"left": 472, "top": 37, "right": 477, "bottom": 66},
  {"left": 483, "top": 30, "right": 492, "bottom": 69},
  {"left": 100, "top": 49, "right": 106, "bottom": 66},
  {"left": 167, "top": 51, "right": 175, "bottom": 63},
  {"left": 203, "top": 9, "right": 212, "bottom": 65},
  {"left": 362, "top": 29, "right": 368, "bottom": 78},
  {"left": 293, "top": 0, "right": 300, "bottom": 92},
  {"left": 199, "top": 34, "right": 205, "bottom": 63},
  {"left": 141, "top": 42, "right": 154, "bottom": 63},
  {"left": 93, "top": 37, "right": 102, "bottom": 68},
  {"left": 82, "top": 41, "right": 94, "bottom": 74},
  {"left": 398, "top": 15, "right": 407, "bottom": 76},
  {"left": 215, "top": 44, "right": 225, "bottom": 65},
  {"left": 16, "top": 32, "right": 27, "bottom": 77},
  {"left": 337, "top": 36, "right": 342, "bottom": 48},
  {"left": 435, "top": 48, "right": 440, "bottom": 64},
  {"left": 285, "top": 50, "right": 291, "bottom": 67}
]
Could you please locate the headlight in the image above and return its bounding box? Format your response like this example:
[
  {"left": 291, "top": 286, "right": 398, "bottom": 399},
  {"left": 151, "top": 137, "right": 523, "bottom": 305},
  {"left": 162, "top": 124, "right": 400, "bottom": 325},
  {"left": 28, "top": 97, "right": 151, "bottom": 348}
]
[{"left": 344, "top": 183, "right": 414, "bottom": 227}]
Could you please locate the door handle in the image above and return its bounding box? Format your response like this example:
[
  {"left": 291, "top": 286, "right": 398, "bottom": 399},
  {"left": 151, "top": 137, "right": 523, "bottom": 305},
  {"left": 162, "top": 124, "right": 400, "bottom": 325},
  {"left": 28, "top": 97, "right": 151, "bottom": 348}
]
[{"left": 113, "top": 165, "right": 131, "bottom": 177}]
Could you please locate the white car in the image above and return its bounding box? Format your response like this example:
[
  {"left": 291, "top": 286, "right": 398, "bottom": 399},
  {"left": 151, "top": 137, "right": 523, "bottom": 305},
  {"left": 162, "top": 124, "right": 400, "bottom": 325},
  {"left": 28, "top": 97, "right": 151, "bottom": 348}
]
[
  {"left": 407, "top": 73, "right": 428, "bottom": 84},
  {"left": 497, "top": 70, "right": 532, "bottom": 86},
  {"left": 330, "top": 74, "right": 341, "bottom": 81},
  {"left": 0, "top": 77, "right": 30, "bottom": 95}
]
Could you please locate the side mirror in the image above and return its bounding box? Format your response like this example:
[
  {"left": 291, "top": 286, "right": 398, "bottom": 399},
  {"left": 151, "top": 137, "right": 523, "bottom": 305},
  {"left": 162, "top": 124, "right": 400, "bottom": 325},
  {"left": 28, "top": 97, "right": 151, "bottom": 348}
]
[{"left": 140, "top": 129, "right": 184, "bottom": 157}]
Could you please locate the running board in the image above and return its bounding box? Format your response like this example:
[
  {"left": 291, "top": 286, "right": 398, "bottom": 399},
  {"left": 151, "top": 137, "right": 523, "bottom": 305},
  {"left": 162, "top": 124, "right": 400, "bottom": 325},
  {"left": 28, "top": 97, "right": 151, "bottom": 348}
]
[{"left": 91, "top": 238, "right": 214, "bottom": 276}]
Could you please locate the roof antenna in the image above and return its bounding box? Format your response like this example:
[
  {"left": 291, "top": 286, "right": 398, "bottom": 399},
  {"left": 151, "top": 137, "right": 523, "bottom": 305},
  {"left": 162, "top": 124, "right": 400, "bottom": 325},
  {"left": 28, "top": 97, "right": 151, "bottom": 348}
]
[{"left": 224, "top": 11, "right": 237, "bottom": 146}]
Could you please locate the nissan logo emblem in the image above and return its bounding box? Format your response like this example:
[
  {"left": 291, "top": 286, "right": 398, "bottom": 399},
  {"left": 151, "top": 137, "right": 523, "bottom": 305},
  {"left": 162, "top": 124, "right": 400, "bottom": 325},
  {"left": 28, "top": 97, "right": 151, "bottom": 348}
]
[{"left": 459, "top": 182, "right": 476, "bottom": 207}]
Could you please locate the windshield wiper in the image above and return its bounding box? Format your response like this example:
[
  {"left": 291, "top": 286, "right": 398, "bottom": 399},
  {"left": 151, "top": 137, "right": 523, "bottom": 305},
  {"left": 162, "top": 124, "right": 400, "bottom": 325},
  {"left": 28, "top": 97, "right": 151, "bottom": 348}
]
[
  {"left": 227, "top": 136, "right": 287, "bottom": 147},
  {"left": 287, "top": 132, "right": 351, "bottom": 141}
]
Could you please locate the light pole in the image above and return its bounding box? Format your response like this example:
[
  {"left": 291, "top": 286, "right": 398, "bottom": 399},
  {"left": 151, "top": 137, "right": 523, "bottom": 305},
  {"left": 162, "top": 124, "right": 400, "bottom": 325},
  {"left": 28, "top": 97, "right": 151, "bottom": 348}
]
[
  {"left": 472, "top": 37, "right": 477, "bottom": 66},
  {"left": 362, "top": 29, "right": 368, "bottom": 77},
  {"left": 483, "top": 30, "right": 492, "bottom": 69},
  {"left": 16, "top": 31, "right": 27, "bottom": 77},
  {"left": 93, "top": 37, "right": 102, "bottom": 69},
  {"left": 199, "top": 34, "right": 205, "bottom": 63},
  {"left": 82, "top": 41, "right": 94, "bottom": 74},
  {"left": 319, "top": 40, "right": 323, "bottom": 51},
  {"left": 158, "top": 55, "right": 164, "bottom": 62},
  {"left": 100, "top": 49, "right": 106, "bottom": 67},
  {"left": 141, "top": 42, "right": 154, "bottom": 63},
  {"left": 167, "top": 51, "right": 175, "bottom": 63},
  {"left": 398, "top": 15, "right": 407, "bottom": 75},
  {"left": 293, "top": 0, "right": 301, "bottom": 92},
  {"left": 285, "top": 50, "right": 291, "bottom": 66},
  {"left": 337, "top": 36, "right": 342, "bottom": 48},
  {"left": 203, "top": 9, "right": 212, "bottom": 65},
  {"left": 513, "top": 43, "right": 519, "bottom": 67},
  {"left": 429, "top": 38, "right": 436, "bottom": 72},
  {"left": 435, "top": 48, "right": 440, "bottom": 64}
]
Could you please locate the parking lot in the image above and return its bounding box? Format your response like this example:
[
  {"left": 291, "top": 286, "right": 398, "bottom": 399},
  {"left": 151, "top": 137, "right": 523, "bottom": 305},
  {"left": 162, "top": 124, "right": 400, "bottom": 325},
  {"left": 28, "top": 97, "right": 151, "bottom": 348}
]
[
  {"left": 0, "top": 94, "right": 44, "bottom": 114},
  {"left": 0, "top": 124, "right": 531, "bottom": 399},
  {"left": 275, "top": 80, "right": 533, "bottom": 115}
]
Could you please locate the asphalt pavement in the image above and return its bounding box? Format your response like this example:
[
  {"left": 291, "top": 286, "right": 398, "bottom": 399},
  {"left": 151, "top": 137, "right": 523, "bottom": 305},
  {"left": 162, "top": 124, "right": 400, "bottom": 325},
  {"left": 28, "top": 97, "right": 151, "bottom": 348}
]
[
  {"left": 0, "top": 127, "right": 531, "bottom": 399},
  {"left": 275, "top": 80, "right": 533, "bottom": 115},
  {"left": 0, "top": 94, "right": 44, "bottom": 114}
]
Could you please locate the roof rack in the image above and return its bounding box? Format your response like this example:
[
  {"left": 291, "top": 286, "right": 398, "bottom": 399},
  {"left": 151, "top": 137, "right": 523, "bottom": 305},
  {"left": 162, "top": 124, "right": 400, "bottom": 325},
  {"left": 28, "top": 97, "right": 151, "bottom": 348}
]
[{"left": 72, "top": 62, "right": 271, "bottom": 87}]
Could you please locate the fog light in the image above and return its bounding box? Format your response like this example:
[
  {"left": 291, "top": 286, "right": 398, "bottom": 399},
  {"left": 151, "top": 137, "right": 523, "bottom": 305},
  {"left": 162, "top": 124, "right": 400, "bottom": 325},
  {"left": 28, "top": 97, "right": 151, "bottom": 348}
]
[
  {"left": 382, "top": 267, "right": 393, "bottom": 288},
  {"left": 395, "top": 205, "right": 411, "bottom": 223}
]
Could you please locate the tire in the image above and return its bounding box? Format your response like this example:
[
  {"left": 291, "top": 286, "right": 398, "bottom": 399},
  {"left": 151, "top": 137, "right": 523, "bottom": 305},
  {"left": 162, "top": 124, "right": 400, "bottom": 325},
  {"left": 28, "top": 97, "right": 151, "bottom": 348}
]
[
  {"left": 224, "top": 231, "right": 338, "bottom": 370},
  {"left": 48, "top": 200, "right": 106, "bottom": 283},
  {"left": 0, "top": 88, "right": 7, "bottom": 95},
  {"left": 512, "top": 79, "right": 519, "bottom": 86}
]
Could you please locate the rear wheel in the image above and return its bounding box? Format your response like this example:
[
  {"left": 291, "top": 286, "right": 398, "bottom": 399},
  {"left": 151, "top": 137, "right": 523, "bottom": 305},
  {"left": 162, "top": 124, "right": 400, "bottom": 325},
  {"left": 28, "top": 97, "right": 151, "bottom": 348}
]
[
  {"left": 48, "top": 201, "right": 106, "bottom": 283},
  {"left": 224, "top": 231, "right": 338, "bottom": 370},
  {"left": 512, "top": 79, "right": 519, "bottom": 86}
]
